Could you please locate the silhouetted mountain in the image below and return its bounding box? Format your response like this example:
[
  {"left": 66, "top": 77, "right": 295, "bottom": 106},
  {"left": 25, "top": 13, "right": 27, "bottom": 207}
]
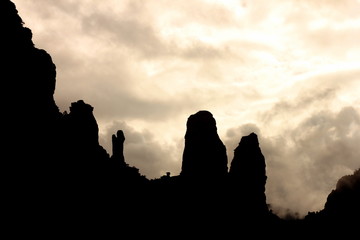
[{"left": 4, "top": 0, "right": 359, "bottom": 235}]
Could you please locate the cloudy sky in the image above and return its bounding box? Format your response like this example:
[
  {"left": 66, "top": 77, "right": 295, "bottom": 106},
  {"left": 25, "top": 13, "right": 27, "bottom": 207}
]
[{"left": 13, "top": 0, "right": 360, "bottom": 218}]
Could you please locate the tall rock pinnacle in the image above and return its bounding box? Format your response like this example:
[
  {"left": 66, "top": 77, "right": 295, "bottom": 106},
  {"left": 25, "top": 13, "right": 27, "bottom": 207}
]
[
  {"left": 111, "top": 130, "right": 126, "bottom": 166},
  {"left": 180, "top": 110, "right": 228, "bottom": 178},
  {"left": 229, "top": 132, "right": 268, "bottom": 215},
  {"left": 229, "top": 132, "right": 266, "bottom": 186}
]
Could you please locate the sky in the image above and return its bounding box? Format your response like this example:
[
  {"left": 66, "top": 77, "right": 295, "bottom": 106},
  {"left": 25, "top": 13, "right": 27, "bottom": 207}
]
[{"left": 12, "top": 0, "right": 360, "bottom": 218}]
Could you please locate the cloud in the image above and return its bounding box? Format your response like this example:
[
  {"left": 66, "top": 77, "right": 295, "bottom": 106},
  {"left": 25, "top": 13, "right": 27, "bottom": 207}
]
[
  {"left": 290, "top": 107, "right": 360, "bottom": 172},
  {"left": 75, "top": 0, "right": 235, "bottom": 60},
  {"left": 224, "top": 106, "right": 360, "bottom": 218},
  {"left": 82, "top": 12, "right": 167, "bottom": 58},
  {"left": 261, "top": 87, "right": 337, "bottom": 124},
  {"left": 281, "top": 0, "right": 360, "bottom": 60},
  {"left": 257, "top": 66, "right": 360, "bottom": 133}
]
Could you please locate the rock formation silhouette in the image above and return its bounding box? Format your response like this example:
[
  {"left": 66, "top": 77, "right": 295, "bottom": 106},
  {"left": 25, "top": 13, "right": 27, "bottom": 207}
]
[
  {"left": 305, "top": 168, "right": 360, "bottom": 227},
  {"left": 181, "top": 110, "right": 228, "bottom": 178},
  {"left": 228, "top": 132, "right": 269, "bottom": 218},
  {"left": 324, "top": 168, "right": 360, "bottom": 219},
  {"left": 111, "top": 130, "right": 126, "bottom": 165},
  {"left": 4, "top": 0, "right": 359, "bottom": 235},
  {"left": 2, "top": 1, "right": 147, "bottom": 226},
  {"left": 2, "top": 0, "right": 62, "bottom": 204}
]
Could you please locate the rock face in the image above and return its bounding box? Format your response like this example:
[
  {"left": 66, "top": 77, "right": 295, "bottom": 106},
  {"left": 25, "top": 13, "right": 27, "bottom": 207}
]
[
  {"left": 181, "top": 110, "right": 228, "bottom": 178},
  {"left": 2, "top": 0, "right": 61, "bottom": 189}
]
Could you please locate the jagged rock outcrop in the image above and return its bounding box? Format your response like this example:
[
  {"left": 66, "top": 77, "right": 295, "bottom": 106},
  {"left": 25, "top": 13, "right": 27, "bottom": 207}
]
[
  {"left": 62, "top": 100, "right": 107, "bottom": 159},
  {"left": 180, "top": 110, "right": 228, "bottom": 179},
  {"left": 59, "top": 100, "right": 109, "bottom": 186}
]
